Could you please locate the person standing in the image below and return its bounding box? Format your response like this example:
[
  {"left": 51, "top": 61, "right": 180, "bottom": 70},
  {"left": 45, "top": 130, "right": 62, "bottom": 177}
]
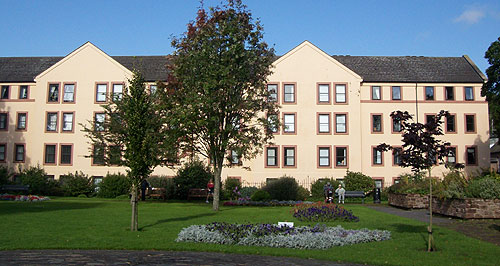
[
  {"left": 206, "top": 179, "right": 214, "bottom": 203},
  {"left": 323, "top": 182, "right": 333, "bottom": 203},
  {"left": 335, "top": 184, "right": 345, "bottom": 204},
  {"left": 140, "top": 179, "right": 150, "bottom": 201}
]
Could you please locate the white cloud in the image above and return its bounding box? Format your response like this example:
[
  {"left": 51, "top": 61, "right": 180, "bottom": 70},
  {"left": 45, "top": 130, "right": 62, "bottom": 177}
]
[{"left": 454, "top": 7, "right": 485, "bottom": 24}]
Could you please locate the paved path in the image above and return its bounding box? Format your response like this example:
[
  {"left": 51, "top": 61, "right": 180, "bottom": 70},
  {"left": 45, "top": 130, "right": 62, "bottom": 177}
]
[
  {"left": 366, "top": 205, "right": 455, "bottom": 225},
  {"left": 0, "top": 250, "right": 368, "bottom": 266}
]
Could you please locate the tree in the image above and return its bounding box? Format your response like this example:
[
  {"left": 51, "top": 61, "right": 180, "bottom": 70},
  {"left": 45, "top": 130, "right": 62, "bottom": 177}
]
[
  {"left": 377, "top": 110, "right": 452, "bottom": 252},
  {"left": 166, "top": 0, "right": 278, "bottom": 211},
  {"left": 482, "top": 37, "right": 500, "bottom": 137},
  {"left": 82, "top": 72, "right": 178, "bottom": 231}
]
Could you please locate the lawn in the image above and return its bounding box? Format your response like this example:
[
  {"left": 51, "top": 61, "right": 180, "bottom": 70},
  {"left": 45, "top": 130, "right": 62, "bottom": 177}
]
[{"left": 0, "top": 198, "right": 498, "bottom": 266}]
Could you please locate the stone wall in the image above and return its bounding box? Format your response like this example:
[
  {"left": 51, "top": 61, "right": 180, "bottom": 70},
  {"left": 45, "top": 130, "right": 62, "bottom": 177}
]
[
  {"left": 432, "top": 198, "right": 500, "bottom": 219},
  {"left": 388, "top": 193, "right": 429, "bottom": 209}
]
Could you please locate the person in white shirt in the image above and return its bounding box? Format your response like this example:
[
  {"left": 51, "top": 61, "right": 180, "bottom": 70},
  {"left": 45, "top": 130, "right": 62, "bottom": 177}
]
[{"left": 335, "top": 184, "right": 345, "bottom": 204}]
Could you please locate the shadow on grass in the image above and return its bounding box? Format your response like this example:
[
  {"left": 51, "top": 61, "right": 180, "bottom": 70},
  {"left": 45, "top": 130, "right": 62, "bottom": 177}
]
[
  {"left": 0, "top": 201, "right": 103, "bottom": 215},
  {"left": 140, "top": 212, "right": 218, "bottom": 231},
  {"left": 489, "top": 224, "right": 500, "bottom": 232}
]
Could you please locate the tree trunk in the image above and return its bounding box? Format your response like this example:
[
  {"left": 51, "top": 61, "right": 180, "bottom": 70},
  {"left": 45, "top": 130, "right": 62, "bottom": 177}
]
[
  {"left": 130, "top": 183, "right": 139, "bottom": 231},
  {"left": 427, "top": 168, "right": 434, "bottom": 252},
  {"left": 212, "top": 160, "right": 223, "bottom": 211}
]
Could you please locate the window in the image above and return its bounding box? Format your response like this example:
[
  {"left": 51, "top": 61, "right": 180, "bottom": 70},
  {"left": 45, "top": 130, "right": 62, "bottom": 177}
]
[
  {"left": 392, "top": 117, "right": 401, "bottom": 133},
  {"left": 371, "top": 86, "right": 381, "bottom": 100},
  {"left": 446, "top": 114, "right": 456, "bottom": 133},
  {"left": 335, "top": 84, "right": 346, "bottom": 103},
  {"left": 16, "top": 113, "right": 27, "bottom": 131},
  {"left": 318, "top": 84, "right": 330, "bottom": 103},
  {"left": 425, "top": 86, "right": 434, "bottom": 100},
  {"left": 372, "top": 114, "right": 382, "bottom": 133},
  {"left": 283, "top": 84, "right": 295, "bottom": 103},
  {"left": 425, "top": 114, "right": 436, "bottom": 125},
  {"left": 465, "top": 114, "right": 476, "bottom": 133},
  {"left": 267, "top": 84, "right": 278, "bottom": 102},
  {"left": 393, "top": 147, "right": 402, "bottom": 165},
  {"left": 231, "top": 150, "right": 240, "bottom": 165},
  {"left": 112, "top": 84, "right": 123, "bottom": 100},
  {"left": 48, "top": 84, "right": 59, "bottom": 102},
  {"left": 14, "top": 144, "right": 25, "bottom": 162},
  {"left": 335, "top": 114, "right": 347, "bottom": 134},
  {"left": 267, "top": 114, "right": 278, "bottom": 133},
  {"left": 94, "top": 113, "right": 105, "bottom": 132},
  {"left": 318, "top": 147, "right": 330, "bottom": 167},
  {"left": 46, "top": 112, "right": 58, "bottom": 132},
  {"left": 391, "top": 86, "right": 401, "bottom": 100},
  {"left": 96, "top": 84, "right": 107, "bottom": 102},
  {"left": 466, "top": 146, "right": 477, "bottom": 165},
  {"left": 62, "top": 112, "right": 74, "bottom": 132},
  {"left": 0, "top": 144, "right": 6, "bottom": 162},
  {"left": 44, "top": 144, "right": 56, "bottom": 164},
  {"left": 373, "top": 147, "right": 383, "bottom": 165},
  {"left": 283, "top": 113, "right": 295, "bottom": 133},
  {"left": 149, "top": 85, "right": 157, "bottom": 95},
  {"left": 465, "top": 87, "right": 474, "bottom": 101},
  {"left": 335, "top": 146, "right": 347, "bottom": 167},
  {"left": 283, "top": 147, "right": 296, "bottom": 167},
  {"left": 92, "top": 145, "right": 105, "bottom": 165},
  {"left": 447, "top": 147, "right": 457, "bottom": 164},
  {"left": 60, "top": 144, "right": 72, "bottom": 165},
  {"left": 0, "top": 113, "right": 7, "bottom": 130},
  {"left": 109, "top": 145, "right": 121, "bottom": 165},
  {"left": 445, "top": 87, "right": 454, "bottom": 101},
  {"left": 318, "top": 113, "right": 330, "bottom": 133},
  {"left": 19, "top": 85, "right": 28, "bottom": 99},
  {"left": 1, "top": 85, "right": 9, "bottom": 99},
  {"left": 63, "top": 84, "right": 75, "bottom": 102},
  {"left": 266, "top": 147, "right": 278, "bottom": 167}
]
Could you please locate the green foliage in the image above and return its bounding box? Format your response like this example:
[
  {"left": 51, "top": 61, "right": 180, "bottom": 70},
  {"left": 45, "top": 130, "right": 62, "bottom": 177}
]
[
  {"left": 310, "top": 178, "right": 340, "bottom": 199},
  {"left": 239, "top": 186, "right": 258, "bottom": 198},
  {"left": 97, "top": 173, "right": 131, "bottom": 198},
  {"left": 223, "top": 178, "right": 241, "bottom": 200},
  {"left": 115, "top": 194, "right": 130, "bottom": 199},
  {"left": 174, "top": 160, "right": 213, "bottom": 199},
  {"left": 387, "top": 173, "right": 430, "bottom": 195},
  {"left": 59, "top": 172, "right": 95, "bottom": 197},
  {"left": 482, "top": 36, "right": 500, "bottom": 136},
  {"left": 296, "top": 186, "right": 310, "bottom": 201},
  {"left": 148, "top": 175, "right": 175, "bottom": 200},
  {"left": 437, "top": 170, "right": 468, "bottom": 199},
  {"left": 465, "top": 177, "right": 500, "bottom": 199},
  {"left": 77, "top": 194, "right": 88, "bottom": 198},
  {"left": 250, "top": 190, "right": 271, "bottom": 201},
  {"left": 18, "top": 165, "right": 61, "bottom": 195},
  {"left": 344, "top": 171, "right": 374, "bottom": 193},
  {"left": 263, "top": 176, "right": 300, "bottom": 201},
  {"left": 0, "top": 165, "right": 13, "bottom": 186}
]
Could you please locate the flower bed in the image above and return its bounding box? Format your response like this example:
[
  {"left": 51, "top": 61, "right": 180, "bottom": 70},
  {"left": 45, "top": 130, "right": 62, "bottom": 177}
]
[
  {"left": 223, "top": 199, "right": 312, "bottom": 207},
  {"left": 292, "top": 202, "right": 359, "bottom": 222},
  {"left": 176, "top": 222, "right": 391, "bottom": 249},
  {"left": 388, "top": 193, "right": 428, "bottom": 209},
  {"left": 0, "top": 194, "right": 50, "bottom": 202}
]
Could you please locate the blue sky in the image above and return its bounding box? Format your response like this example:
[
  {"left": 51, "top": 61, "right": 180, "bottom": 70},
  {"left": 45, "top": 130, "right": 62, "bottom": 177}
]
[{"left": 1, "top": 0, "right": 499, "bottom": 73}]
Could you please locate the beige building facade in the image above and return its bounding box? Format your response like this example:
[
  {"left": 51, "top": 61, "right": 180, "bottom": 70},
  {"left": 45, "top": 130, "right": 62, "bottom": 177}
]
[{"left": 0, "top": 41, "right": 489, "bottom": 188}]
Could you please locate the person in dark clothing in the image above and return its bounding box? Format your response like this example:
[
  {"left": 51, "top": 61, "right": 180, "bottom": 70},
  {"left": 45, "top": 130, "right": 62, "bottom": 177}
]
[{"left": 140, "top": 179, "right": 150, "bottom": 201}]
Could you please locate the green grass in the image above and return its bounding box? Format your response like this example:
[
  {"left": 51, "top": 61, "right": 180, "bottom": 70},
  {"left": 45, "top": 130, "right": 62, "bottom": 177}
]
[{"left": 0, "top": 198, "right": 498, "bottom": 266}]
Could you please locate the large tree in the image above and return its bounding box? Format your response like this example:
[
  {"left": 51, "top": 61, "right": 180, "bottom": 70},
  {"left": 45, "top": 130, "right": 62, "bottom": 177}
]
[
  {"left": 167, "top": 0, "right": 278, "bottom": 211},
  {"left": 377, "top": 110, "right": 452, "bottom": 252},
  {"left": 482, "top": 36, "right": 500, "bottom": 137},
  {"left": 83, "top": 72, "right": 178, "bottom": 231}
]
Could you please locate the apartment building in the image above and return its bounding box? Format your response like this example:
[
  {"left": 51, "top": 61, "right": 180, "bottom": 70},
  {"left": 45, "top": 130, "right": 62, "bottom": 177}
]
[{"left": 0, "top": 41, "right": 489, "bottom": 187}]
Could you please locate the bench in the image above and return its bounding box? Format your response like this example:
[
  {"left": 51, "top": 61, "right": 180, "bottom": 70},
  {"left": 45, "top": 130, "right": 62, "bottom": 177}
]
[
  {"left": 0, "top": 184, "right": 29, "bottom": 194},
  {"left": 148, "top": 187, "right": 166, "bottom": 200},
  {"left": 335, "top": 191, "right": 366, "bottom": 204},
  {"left": 188, "top": 188, "right": 212, "bottom": 200}
]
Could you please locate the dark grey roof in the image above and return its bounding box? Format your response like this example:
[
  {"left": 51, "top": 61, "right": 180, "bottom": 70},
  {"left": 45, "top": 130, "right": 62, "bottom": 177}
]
[
  {"left": 0, "top": 56, "right": 169, "bottom": 82},
  {"left": 332, "top": 55, "right": 485, "bottom": 83}
]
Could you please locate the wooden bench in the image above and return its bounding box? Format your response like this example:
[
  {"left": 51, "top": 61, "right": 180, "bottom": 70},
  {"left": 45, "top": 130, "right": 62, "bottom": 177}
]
[
  {"left": 188, "top": 188, "right": 212, "bottom": 200},
  {"left": 335, "top": 191, "right": 366, "bottom": 204},
  {"left": 148, "top": 187, "right": 166, "bottom": 200},
  {"left": 0, "top": 184, "right": 29, "bottom": 194}
]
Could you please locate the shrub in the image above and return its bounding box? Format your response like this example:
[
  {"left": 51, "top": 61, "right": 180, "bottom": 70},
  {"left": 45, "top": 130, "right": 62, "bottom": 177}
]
[
  {"left": 310, "top": 178, "right": 340, "bottom": 199},
  {"left": 18, "top": 165, "right": 61, "bottom": 195},
  {"left": 97, "top": 173, "right": 131, "bottom": 198},
  {"left": 263, "top": 176, "right": 300, "bottom": 200},
  {"left": 0, "top": 165, "right": 13, "bottom": 186},
  {"left": 59, "top": 172, "right": 94, "bottom": 197},
  {"left": 223, "top": 178, "right": 241, "bottom": 200},
  {"left": 148, "top": 175, "right": 175, "bottom": 199},
  {"left": 174, "top": 160, "right": 213, "bottom": 200},
  {"left": 344, "top": 171, "right": 374, "bottom": 193},
  {"left": 465, "top": 177, "right": 500, "bottom": 199},
  {"left": 387, "top": 173, "right": 429, "bottom": 195},
  {"left": 239, "top": 186, "right": 258, "bottom": 199},
  {"left": 250, "top": 190, "right": 271, "bottom": 201},
  {"left": 292, "top": 202, "right": 359, "bottom": 222},
  {"left": 437, "top": 169, "right": 468, "bottom": 199},
  {"left": 297, "top": 186, "right": 310, "bottom": 200}
]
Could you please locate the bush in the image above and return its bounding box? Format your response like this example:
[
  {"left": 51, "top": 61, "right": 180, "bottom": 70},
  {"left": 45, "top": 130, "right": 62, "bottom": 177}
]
[
  {"left": 310, "top": 178, "right": 340, "bottom": 199},
  {"left": 223, "top": 178, "right": 241, "bottom": 200},
  {"left": 344, "top": 171, "right": 374, "bottom": 193},
  {"left": 0, "top": 165, "right": 13, "bottom": 186},
  {"left": 18, "top": 165, "right": 61, "bottom": 195},
  {"left": 239, "top": 186, "right": 258, "bottom": 199},
  {"left": 465, "top": 177, "right": 500, "bottom": 199},
  {"left": 387, "top": 173, "right": 429, "bottom": 195},
  {"left": 59, "top": 172, "right": 94, "bottom": 197},
  {"left": 97, "top": 173, "right": 131, "bottom": 198},
  {"left": 148, "top": 175, "right": 175, "bottom": 199},
  {"left": 250, "top": 190, "right": 271, "bottom": 201},
  {"left": 437, "top": 169, "right": 468, "bottom": 199},
  {"left": 173, "top": 160, "right": 213, "bottom": 200},
  {"left": 263, "top": 176, "right": 300, "bottom": 200},
  {"left": 297, "top": 186, "right": 310, "bottom": 201}
]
